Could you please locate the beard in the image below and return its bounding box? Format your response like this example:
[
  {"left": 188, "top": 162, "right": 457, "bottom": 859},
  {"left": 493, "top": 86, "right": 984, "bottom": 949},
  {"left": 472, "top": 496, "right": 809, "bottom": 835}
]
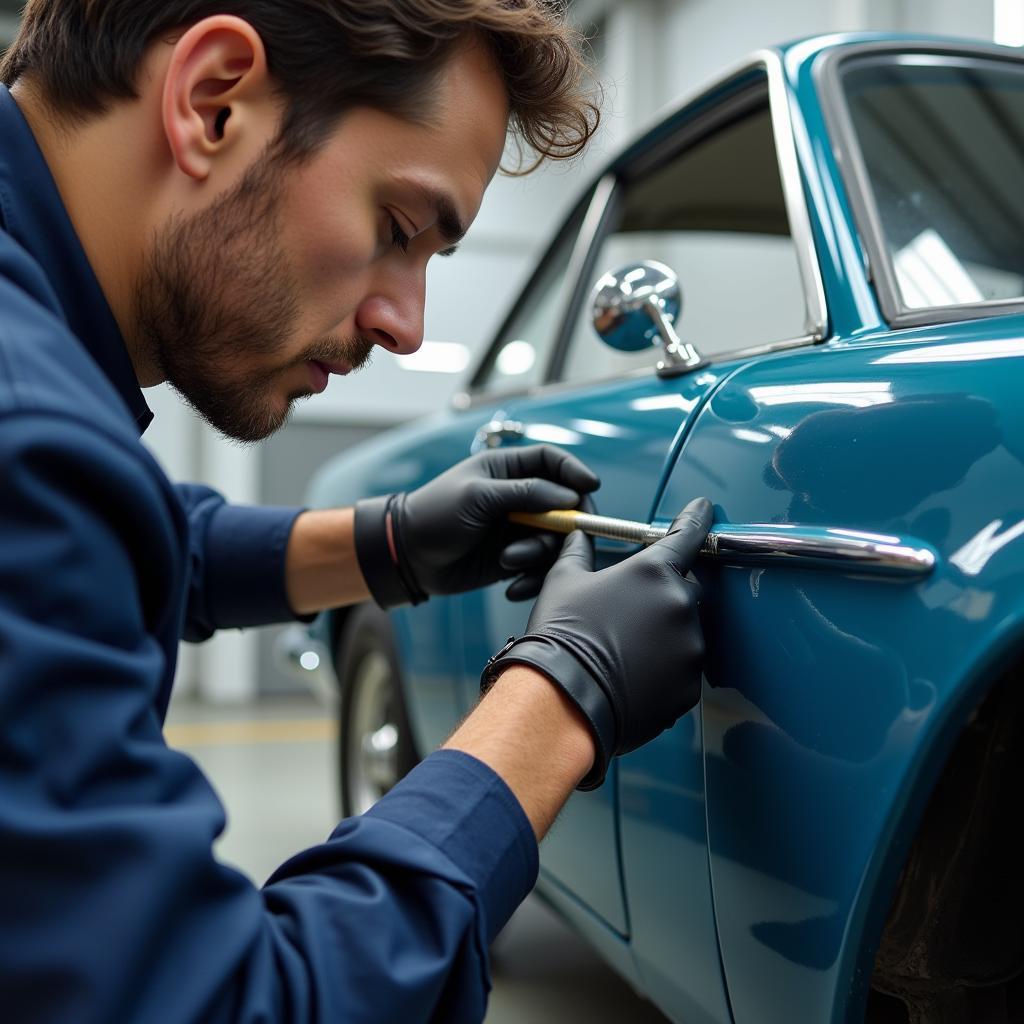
[{"left": 132, "top": 151, "right": 375, "bottom": 443}]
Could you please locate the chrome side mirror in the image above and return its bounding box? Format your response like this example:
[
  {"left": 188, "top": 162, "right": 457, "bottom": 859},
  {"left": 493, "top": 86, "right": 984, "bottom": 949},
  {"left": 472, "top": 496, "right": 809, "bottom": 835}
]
[{"left": 591, "top": 260, "right": 707, "bottom": 377}]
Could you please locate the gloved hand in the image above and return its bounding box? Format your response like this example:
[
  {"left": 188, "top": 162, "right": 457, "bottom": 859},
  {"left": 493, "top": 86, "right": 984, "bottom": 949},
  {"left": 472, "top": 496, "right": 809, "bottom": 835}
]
[
  {"left": 481, "top": 498, "right": 712, "bottom": 790},
  {"left": 354, "top": 446, "right": 600, "bottom": 608}
]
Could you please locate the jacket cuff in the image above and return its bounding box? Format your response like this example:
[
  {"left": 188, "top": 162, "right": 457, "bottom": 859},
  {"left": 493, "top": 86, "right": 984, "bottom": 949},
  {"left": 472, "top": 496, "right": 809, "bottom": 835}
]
[
  {"left": 203, "top": 504, "right": 313, "bottom": 628},
  {"left": 482, "top": 634, "right": 613, "bottom": 791},
  {"left": 365, "top": 749, "right": 539, "bottom": 943}
]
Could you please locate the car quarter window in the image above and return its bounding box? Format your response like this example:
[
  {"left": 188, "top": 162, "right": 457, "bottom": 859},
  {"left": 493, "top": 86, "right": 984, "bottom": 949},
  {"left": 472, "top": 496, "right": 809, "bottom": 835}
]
[
  {"left": 842, "top": 56, "right": 1024, "bottom": 313},
  {"left": 471, "top": 195, "right": 592, "bottom": 397},
  {"left": 558, "top": 100, "right": 808, "bottom": 384}
]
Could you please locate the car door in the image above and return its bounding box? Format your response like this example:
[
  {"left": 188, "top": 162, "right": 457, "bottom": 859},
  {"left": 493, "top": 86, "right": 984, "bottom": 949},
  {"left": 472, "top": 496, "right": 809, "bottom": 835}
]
[{"left": 454, "top": 62, "right": 824, "bottom": 1000}]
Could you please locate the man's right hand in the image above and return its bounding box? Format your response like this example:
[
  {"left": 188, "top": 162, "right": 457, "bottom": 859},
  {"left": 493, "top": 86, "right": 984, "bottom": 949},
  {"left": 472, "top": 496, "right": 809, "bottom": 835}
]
[{"left": 481, "top": 498, "right": 712, "bottom": 790}]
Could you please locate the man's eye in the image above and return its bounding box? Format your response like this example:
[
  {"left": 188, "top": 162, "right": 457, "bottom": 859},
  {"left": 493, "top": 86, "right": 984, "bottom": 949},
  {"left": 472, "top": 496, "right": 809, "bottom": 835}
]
[{"left": 389, "top": 215, "right": 410, "bottom": 254}]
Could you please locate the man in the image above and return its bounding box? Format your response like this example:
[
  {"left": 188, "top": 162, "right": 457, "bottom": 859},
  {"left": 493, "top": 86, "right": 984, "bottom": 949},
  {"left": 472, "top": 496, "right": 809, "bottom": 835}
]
[{"left": 0, "top": 2, "right": 711, "bottom": 1021}]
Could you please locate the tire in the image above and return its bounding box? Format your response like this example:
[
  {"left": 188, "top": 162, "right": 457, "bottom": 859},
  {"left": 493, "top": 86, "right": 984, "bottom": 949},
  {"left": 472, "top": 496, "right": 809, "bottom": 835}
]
[{"left": 335, "top": 603, "right": 418, "bottom": 817}]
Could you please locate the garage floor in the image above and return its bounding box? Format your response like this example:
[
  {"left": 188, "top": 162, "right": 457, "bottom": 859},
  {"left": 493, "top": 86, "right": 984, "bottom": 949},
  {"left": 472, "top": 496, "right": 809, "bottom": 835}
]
[{"left": 165, "top": 694, "right": 670, "bottom": 1023}]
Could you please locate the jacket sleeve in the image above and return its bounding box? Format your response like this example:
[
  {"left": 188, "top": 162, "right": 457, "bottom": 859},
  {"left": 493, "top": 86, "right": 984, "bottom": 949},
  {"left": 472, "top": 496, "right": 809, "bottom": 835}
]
[
  {"left": 0, "top": 412, "right": 539, "bottom": 1024},
  {"left": 175, "top": 482, "right": 310, "bottom": 641}
]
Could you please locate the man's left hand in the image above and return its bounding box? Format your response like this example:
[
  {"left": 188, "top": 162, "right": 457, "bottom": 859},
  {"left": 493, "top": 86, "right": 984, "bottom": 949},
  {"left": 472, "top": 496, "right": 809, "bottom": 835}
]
[{"left": 354, "top": 446, "right": 600, "bottom": 608}]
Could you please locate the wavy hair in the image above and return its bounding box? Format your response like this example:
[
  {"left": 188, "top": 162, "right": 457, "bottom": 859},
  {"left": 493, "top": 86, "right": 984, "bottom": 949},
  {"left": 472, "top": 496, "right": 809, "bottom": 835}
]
[{"left": 1, "top": 0, "right": 600, "bottom": 170}]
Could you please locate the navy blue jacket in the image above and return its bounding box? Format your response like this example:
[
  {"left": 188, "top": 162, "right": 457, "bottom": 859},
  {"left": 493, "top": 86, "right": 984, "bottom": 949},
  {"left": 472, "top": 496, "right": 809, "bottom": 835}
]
[{"left": 0, "top": 85, "right": 537, "bottom": 1022}]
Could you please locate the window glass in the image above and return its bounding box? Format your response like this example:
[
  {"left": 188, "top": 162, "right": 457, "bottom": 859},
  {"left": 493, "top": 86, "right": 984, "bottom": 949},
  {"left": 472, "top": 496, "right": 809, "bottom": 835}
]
[
  {"left": 844, "top": 59, "right": 1024, "bottom": 310},
  {"left": 560, "top": 103, "right": 807, "bottom": 384},
  {"left": 473, "top": 197, "right": 589, "bottom": 395}
]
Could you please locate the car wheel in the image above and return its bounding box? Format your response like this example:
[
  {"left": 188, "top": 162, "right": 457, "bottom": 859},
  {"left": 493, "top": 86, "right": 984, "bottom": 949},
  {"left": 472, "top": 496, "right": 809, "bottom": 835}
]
[{"left": 335, "top": 604, "right": 418, "bottom": 817}]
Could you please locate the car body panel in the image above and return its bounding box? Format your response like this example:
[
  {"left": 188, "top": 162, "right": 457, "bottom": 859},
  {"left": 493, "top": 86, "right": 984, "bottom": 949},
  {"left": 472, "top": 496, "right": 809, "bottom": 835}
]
[
  {"left": 453, "top": 367, "right": 735, "bottom": 936},
  {"left": 655, "top": 320, "right": 1024, "bottom": 1023},
  {"left": 616, "top": 707, "right": 734, "bottom": 1024}
]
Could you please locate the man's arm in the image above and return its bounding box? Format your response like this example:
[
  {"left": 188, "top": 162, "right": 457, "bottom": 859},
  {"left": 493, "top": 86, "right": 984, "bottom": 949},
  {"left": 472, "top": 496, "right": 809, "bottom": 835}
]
[
  {"left": 285, "top": 507, "right": 371, "bottom": 614},
  {"left": 444, "top": 666, "right": 595, "bottom": 840},
  {"left": 284, "top": 505, "right": 599, "bottom": 839},
  {"left": 0, "top": 414, "right": 543, "bottom": 1023},
  {"left": 286, "top": 445, "right": 600, "bottom": 615},
  {"left": 181, "top": 445, "right": 597, "bottom": 630}
]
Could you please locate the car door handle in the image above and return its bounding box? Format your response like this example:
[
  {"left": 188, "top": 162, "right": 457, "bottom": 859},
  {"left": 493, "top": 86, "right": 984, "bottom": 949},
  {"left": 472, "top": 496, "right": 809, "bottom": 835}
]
[
  {"left": 474, "top": 418, "right": 526, "bottom": 449},
  {"left": 511, "top": 511, "right": 936, "bottom": 580},
  {"left": 703, "top": 523, "right": 936, "bottom": 579}
]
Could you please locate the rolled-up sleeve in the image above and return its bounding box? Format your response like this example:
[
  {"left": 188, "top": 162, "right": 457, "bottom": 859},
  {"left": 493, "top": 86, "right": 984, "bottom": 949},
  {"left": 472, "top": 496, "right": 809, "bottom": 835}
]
[
  {"left": 0, "top": 414, "right": 539, "bottom": 1024},
  {"left": 176, "top": 483, "right": 309, "bottom": 640}
]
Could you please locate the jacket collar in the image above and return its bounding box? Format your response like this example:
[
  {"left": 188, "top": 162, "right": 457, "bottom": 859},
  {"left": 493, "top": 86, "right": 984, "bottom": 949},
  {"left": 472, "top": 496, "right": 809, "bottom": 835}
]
[{"left": 0, "top": 85, "right": 153, "bottom": 433}]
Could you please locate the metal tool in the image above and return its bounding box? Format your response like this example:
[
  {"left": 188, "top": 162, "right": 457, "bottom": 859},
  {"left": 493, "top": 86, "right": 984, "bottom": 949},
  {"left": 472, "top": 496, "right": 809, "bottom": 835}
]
[
  {"left": 508, "top": 510, "right": 937, "bottom": 579},
  {"left": 510, "top": 509, "right": 668, "bottom": 546}
]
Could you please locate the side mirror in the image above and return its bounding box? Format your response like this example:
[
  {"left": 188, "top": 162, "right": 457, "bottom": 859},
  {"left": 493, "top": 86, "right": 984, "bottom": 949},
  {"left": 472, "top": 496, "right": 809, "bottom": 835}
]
[{"left": 591, "top": 260, "right": 707, "bottom": 377}]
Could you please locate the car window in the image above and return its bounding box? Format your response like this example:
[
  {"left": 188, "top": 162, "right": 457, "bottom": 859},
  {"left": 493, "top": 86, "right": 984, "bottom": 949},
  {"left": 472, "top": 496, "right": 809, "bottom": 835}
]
[
  {"left": 471, "top": 196, "right": 591, "bottom": 396},
  {"left": 559, "top": 103, "right": 807, "bottom": 384},
  {"left": 843, "top": 58, "right": 1024, "bottom": 311}
]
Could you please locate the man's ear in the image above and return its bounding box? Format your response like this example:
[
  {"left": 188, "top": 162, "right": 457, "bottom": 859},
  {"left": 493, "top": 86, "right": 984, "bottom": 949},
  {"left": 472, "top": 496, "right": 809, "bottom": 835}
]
[{"left": 161, "top": 15, "right": 274, "bottom": 181}]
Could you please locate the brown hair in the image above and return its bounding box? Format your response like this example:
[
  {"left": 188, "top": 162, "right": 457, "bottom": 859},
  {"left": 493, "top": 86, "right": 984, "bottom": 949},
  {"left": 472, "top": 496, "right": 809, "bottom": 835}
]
[{"left": 0, "top": 0, "right": 599, "bottom": 170}]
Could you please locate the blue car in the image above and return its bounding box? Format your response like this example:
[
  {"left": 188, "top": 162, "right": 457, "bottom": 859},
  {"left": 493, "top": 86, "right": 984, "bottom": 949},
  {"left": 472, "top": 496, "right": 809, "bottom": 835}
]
[{"left": 297, "top": 34, "right": 1024, "bottom": 1023}]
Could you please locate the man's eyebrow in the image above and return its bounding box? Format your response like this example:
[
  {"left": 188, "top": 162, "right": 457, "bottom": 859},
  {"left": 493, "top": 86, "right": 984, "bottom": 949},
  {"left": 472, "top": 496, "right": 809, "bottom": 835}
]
[
  {"left": 432, "top": 192, "right": 466, "bottom": 246},
  {"left": 403, "top": 181, "right": 467, "bottom": 248}
]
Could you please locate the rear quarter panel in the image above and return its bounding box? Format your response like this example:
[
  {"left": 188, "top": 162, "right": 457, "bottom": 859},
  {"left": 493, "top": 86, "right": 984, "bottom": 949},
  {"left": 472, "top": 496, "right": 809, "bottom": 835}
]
[{"left": 653, "top": 318, "right": 1024, "bottom": 1023}]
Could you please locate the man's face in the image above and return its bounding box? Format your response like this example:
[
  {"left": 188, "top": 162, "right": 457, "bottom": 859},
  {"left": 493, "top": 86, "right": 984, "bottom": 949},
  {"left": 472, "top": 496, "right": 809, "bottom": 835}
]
[{"left": 134, "top": 43, "right": 509, "bottom": 442}]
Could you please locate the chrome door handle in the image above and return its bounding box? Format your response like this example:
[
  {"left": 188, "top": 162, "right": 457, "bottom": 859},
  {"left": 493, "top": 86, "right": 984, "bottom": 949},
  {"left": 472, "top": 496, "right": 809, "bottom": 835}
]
[
  {"left": 512, "top": 510, "right": 937, "bottom": 580},
  {"left": 701, "top": 524, "right": 936, "bottom": 579},
  {"left": 475, "top": 418, "right": 525, "bottom": 449}
]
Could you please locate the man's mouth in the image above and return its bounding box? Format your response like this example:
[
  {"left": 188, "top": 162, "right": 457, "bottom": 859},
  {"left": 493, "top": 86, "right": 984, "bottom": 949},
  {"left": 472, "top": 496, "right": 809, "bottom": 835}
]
[
  {"left": 307, "top": 360, "right": 350, "bottom": 394},
  {"left": 316, "top": 359, "right": 353, "bottom": 376}
]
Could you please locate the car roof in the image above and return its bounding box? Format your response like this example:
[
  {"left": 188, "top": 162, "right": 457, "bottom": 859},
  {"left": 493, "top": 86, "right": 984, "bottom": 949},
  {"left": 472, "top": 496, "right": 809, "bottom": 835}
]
[{"left": 603, "top": 32, "right": 1024, "bottom": 179}]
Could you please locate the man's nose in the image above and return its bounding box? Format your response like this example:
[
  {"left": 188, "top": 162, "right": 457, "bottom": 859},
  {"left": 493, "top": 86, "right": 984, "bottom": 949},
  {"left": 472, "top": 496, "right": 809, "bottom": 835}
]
[{"left": 355, "top": 292, "right": 424, "bottom": 356}]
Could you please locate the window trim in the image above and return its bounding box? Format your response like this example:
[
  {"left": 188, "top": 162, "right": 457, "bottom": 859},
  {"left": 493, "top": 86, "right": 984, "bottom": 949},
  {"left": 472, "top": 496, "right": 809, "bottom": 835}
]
[
  {"left": 548, "top": 55, "right": 827, "bottom": 384},
  {"left": 548, "top": 82, "right": 774, "bottom": 383},
  {"left": 456, "top": 50, "right": 829, "bottom": 408},
  {"left": 817, "top": 42, "right": 1024, "bottom": 330},
  {"left": 458, "top": 178, "right": 619, "bottom": 408}
]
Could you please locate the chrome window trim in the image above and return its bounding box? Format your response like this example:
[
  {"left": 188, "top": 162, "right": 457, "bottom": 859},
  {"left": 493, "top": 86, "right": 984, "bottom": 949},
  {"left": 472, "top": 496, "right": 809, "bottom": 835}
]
[
  {"left": 574, "top": 49, "right": 829, "bottom": 348},
  {"left": 455, "top": 49, "right": 829, "bottom": 411},
  {"left": 464, "top": 183, "right": 598, "bottom": 397},
  {"left": 816, "top": 42, "right": 1024, "bottom": 329},
  {"left": 454, "top": 175, "right": 617, "bottom": 410},
  {"left": 544, "top": 172, "right": 619, "bottom": 381},
  {"left": 762, "top": 51, "right": 829, "bottom": 342},
  {"left": 548, "top": 79, "right": 773, "bottom": 385},
  {"left": 462, "top": 172, "right": 614, "bottom": 403}
]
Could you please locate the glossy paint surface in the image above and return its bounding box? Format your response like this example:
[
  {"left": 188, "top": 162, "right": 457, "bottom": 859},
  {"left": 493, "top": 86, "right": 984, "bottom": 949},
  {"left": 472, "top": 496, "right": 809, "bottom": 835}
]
[
  {"left": 656, "top": 319, "right": 1024, "bottom": 1023},
  {"left": 452, "top": 366, "right": 729, "bottom": 937}
]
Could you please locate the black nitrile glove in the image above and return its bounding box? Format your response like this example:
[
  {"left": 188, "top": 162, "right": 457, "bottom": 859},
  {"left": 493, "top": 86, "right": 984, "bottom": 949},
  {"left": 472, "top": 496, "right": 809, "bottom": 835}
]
[
  {"left": 481, "top": 498, "right": 712, "bottom": 790},
  {"left": 354, "top": 446, "right": 600, "bottom": 609}
]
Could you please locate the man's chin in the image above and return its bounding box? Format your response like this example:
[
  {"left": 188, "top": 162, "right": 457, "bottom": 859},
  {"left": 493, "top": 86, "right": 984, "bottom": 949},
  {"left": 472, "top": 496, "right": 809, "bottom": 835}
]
[
  {"left": 190, "top": 396, "right": 294, "bottom": 445},
  {"left": 170, "top": 374, "right": 316, "bottom": 443}
]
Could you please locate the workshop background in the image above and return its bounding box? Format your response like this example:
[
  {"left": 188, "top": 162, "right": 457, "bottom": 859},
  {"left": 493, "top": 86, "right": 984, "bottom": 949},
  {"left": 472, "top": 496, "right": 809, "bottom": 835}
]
[{"left": 1, "top": 1, "right": 1016, "bottom": 1020}]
